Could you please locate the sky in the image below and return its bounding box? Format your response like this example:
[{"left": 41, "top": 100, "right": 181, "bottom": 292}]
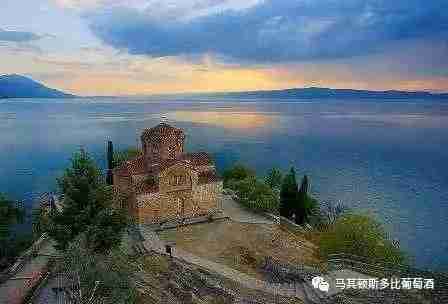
[{"left": 0, "top": 0, "right": 447, "bottom": 96}]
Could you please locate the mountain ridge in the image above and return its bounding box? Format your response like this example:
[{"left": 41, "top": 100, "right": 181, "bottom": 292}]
[
  {"left": 199, "top": 87, "right": 448, "bottom": 100},
  {"left": 1, "top": 74, "right": 447, "bottom": 100},
  {"left": 0, "top": 74, "right": 75, "bottom": 99}
]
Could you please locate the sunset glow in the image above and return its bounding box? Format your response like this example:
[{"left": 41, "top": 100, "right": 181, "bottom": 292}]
[{"left": 1, "top": 0, "right": 447, "bottom": 95}]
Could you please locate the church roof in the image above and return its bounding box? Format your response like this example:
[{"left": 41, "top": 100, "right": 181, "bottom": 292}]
[
  {"left": 126, "top": 155, "right": 146, "bottom": 175},
  {"left": 141, "top": 122, "right": 184, "bottom": 140},
  {"left": 115, "top": 151, "right": 215, "bottom": 177},
  {"left": 180, "top": 152, "right": 214, "bottom": 166},
  {"left": 113, "top": 154, "right": 146, "bottom": 177}
]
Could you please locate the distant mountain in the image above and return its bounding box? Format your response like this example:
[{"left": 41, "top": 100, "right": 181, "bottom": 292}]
[
  {"left": 204, "top": 87, "right": 448, "bottom": 100},
  {"left": 0, "top": 74, "right": 75, "bottom": 98}
]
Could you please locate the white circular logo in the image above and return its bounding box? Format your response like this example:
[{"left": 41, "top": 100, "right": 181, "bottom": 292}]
[{"left": 312, "top": 276, "right": 330, "bottom": 292}]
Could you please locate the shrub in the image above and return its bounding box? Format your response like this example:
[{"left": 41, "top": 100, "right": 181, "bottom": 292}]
[
  {"left": 58, "top": 236, "right": 139, "bottom": 304},
  {"left": 265, "top": 168, "right": 283, "bottom": 190},
  {"left": 222, "top": 164, "right": 255, "bottom": 187},
  {"left": 319, "top": 213, "right": 407, "bottom": 265},
  {"left": 230, "top": 176, "right": 279, "bottom": 213},
  {"left": 311, "top": 201, "right": 348, "bottom": 230}
]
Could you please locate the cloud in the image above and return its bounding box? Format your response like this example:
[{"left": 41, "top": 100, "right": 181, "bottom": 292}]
[
  {"left": 0, "top": 28, "right": 42, "bottom": 42},
  {"left": 86, "top": 0, "right": 448, "bottom": 63},
  {"left": 53, "top": 0, "right": 259, "bottom": 15}
]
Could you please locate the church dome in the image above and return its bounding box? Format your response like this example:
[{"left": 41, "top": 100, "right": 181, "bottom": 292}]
[{"left": 141, "top": 122, "right": 185, "bottom": 141}]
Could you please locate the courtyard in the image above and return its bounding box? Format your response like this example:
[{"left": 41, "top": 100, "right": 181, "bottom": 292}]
[{"left": 157, "top": 219, "right": 319, "bottom": 280}]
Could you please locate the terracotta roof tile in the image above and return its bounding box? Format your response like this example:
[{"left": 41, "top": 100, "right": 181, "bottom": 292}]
[
  {"left": 180, "top": 152, "right": 213, "bottom": 167},
  {"left": 158, "top": 158, "right": 197, "bottom": 173},
  {"left": 126, "top": 155, "right": 146, "bottom": 175},
  {"left": 113, "top": 155, "right": 146, "bottom": 176},
  {"left": 141, "top": 123, "right": 184, "bottom": 140}
]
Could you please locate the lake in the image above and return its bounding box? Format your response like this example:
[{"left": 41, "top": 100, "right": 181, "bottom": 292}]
[{"left": 1, "top": 97, "right": 447, "bottom": 271}]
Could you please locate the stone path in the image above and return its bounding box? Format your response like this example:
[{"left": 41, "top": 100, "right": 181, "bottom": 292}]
[{"left": 220, "top": 195, "right": 275, "bottom": 225}]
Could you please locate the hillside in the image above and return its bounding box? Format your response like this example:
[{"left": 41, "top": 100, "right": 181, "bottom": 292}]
[{"left": 0, "top": 74, "right": 75, "bottom": 98}]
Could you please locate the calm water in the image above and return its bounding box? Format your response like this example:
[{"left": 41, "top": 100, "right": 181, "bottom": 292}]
[{"left": 1, "top": 97, "right": 447, "bottom": 271}]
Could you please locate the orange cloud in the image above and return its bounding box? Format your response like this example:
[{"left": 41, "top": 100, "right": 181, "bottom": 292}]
[{"left": 5, "top": 44, "right": 447, "bottom": 95}]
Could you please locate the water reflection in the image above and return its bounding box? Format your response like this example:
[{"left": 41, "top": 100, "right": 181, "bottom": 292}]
[{"left": 167, "top": 111, "right": 277, "bottom": 129}]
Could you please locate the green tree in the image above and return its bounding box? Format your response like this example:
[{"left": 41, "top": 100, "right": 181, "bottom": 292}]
[
  {"left": 223, "top": 164, "right": 255, "bottom": 187},
  {"left": 279, "top": 168, "right": 299, "bottom": 218},
  {"left": 295, "top": 175, "right": 316, "bottom": 225},
  {"left": 48, "top": 150, "right": 128, "bottom": 253},
  {"left": 0, "top": 194, "right": 31, "bottom": 270},
  {"left": 249, "top": 181, "right": 279, "bottom": 212},
  {"left": 232, "top": 175, "right": 257, "bottom": 202},
  {"left": 113, "top": 147, "right": 141, "bottom": 167},
  {"left": 227, "top": 174, "right": 279, "bottom": 213},
  {"left": 265, "top": 168, "right": 283, "bottom": 190},
  {"left": 31, "top": 206, "right": 48, "bottom": 238},
  {"left": 0, "top": 194, "right": 24, "bottom": 241},
  {"left": 319, "top": 213, "right": 407, "bottom": 265}
]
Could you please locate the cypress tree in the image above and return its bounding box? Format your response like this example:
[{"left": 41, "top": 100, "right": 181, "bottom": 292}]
[
  {"left": 295, "top": 175, "right": 312, "bottom": 225},
  {"left": 106, "top": 141, "right": 114, "bottom": 185},
  {"left": 280, "top": 167, "right": 299, "bottom": 218},
  {"left": 298, "top": 175, "right": 309, "bottom": 195}
]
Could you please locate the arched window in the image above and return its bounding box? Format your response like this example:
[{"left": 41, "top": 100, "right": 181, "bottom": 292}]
[
  {"left": 152, "top": 144, "right": 159, "bottom": 156},
  {"left": 168, "top": 144, "right": 177, "bottom": 159}
]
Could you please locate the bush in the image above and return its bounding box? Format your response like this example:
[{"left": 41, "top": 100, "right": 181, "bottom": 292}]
[
  {"left": 318, "top": 213, "right": 407, "bottom": 265},
  {"left": 223, "top": 164, "right": 255, "bottom": 187},
  {"left": 229, "top": 176, "right": 279, "bottom": 213},
  {"left": 310, "top": 201, "right": 348, "bottom": 230},
  {"left": 265, "top": 168, "right": 283, "bottom": 190},
  {"left": 58, "top": 237, "right": 139, "bottom": 304}
]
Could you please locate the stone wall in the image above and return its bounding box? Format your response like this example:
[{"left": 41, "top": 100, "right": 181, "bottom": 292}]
[
  {"left": 135, "top": 181, "right": 222, "bottom": 224},
  {"left": 131, "top": 173, "right": 146, "bottom": 184},
  {"left": 193, "top": 181, "right": 222, "bottom": 212},
  {"left": 159, "top": 163, "right": 194, "bottom": 194},
  {"left": 114, "top": 173, "right": 132, "bottom": 193},
  {"left": 142, "top": 133, "right": 184, "bottom": 165},
  {"left": 113, "top": 173, "right": 138, "bottom": 217},
  {"left": 136, "top": 192, "right": 161, "bottom": 224}
]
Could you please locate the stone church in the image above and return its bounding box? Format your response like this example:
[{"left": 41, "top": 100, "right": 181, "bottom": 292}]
[{"left": 113, "top": 123, "right": 223, "bottom": 224}]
